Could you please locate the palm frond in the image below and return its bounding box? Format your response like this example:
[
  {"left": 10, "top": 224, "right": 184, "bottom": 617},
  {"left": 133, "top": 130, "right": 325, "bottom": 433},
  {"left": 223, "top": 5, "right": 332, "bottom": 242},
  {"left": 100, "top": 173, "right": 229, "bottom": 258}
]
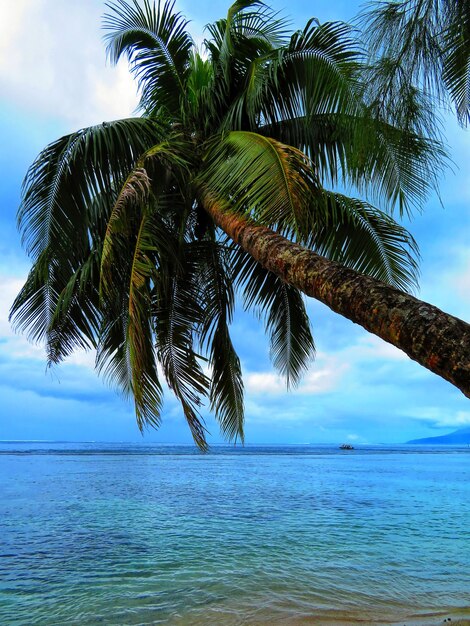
[
  {"left": 100, "top": 167, "right": 152, "bottom": 296},
  {"left": 11, "top": 184, "right": 118, "bottom": 360},
  {"left": 104, "top": 0, "right": 193, "bottom": 115},
  {"left": 10, "top": 249, "right": 59, "bottom": 345},
  {"left": 231, "top": 246, "right": 315, "bottom": 387},
  {"left": 19, "top": 118, "right": 163, "bottom": 262},
  {"left": 196, "top": 242, "right": 244, "bottom": 442},
  {"left": 200, "top": 131, "right": 318, "bottom": 235},
  {"left": 98, "top": 144, "right": 191, "bottom": 429},
  {"left": 259, "top": 20, "right": 363, "bottom": 126},
  {"left": 126, "top": 211, "right": 164, "bottom": 429},
  {"left": 97, "top": 207, "right": 166, "bottom": 430},
  {"left": 96, "top": 301, "right": 134, "bottom": 398},
  {"left": 46, "top": 249, "right": 101, "bottom": 365},
  {"left": 100, "top": 136, "right": 191, "bottom": 295},
  {"left": 184, "top": 53, "right": 215, "bottom": 131},
  {"left": 345, "top": 115, "right": 446, "bottom": 216},
  {"left": 96, "top": 201, "right": 175, "bottom": 420},
  {"left": 306, "top": 191, "right": 420, "bottom": 292},
  {"left": 155, "top": 260, "right": 210, "bottom": 449}
]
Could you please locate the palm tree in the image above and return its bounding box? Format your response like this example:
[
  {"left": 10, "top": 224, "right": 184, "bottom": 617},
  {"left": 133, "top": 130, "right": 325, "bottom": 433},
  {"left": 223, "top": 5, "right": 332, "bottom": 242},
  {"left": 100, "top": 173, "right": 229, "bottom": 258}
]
[
  {"left": 359, "top": 0, "right": 470, "bottom": 127},
  {"left": 10, "top": 0, "right": 470, "bottom": 448}
]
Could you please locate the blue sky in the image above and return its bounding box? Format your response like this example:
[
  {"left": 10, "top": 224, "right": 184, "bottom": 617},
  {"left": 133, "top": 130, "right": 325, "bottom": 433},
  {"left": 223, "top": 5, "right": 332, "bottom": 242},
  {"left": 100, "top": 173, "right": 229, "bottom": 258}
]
[{"left": 0, "top": 0, "right": 468, "bottom": 445}]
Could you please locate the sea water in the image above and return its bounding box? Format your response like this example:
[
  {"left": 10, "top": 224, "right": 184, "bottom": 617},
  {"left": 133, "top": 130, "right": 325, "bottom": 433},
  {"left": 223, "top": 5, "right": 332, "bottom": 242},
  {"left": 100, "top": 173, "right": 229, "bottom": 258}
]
[{"left": 1, "top": 443, "right": 469, "bottom": 625}]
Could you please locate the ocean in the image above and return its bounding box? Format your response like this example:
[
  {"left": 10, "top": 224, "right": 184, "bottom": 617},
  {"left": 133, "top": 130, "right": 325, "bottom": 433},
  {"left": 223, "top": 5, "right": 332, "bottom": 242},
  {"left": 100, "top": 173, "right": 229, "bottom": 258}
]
[{"left": 1, "top": 442, "right": 469, "bottom": 625}]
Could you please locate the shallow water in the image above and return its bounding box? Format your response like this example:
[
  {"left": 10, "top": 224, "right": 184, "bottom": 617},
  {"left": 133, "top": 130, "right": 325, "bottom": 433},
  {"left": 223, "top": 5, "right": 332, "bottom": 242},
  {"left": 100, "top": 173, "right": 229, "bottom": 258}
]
[{"left": 1, "top": 443, "right": 469, "bottom": 625}]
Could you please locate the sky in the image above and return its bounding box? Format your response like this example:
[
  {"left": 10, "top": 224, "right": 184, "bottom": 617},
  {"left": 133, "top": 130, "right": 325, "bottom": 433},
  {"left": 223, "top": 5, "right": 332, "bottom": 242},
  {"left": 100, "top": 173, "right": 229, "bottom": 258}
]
[{"left": 0, "top": 0, "right": 469, "bottom": 445}]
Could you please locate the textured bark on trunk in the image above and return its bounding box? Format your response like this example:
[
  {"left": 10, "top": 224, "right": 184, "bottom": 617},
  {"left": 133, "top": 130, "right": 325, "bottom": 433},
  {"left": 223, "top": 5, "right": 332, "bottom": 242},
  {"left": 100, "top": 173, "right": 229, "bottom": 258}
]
[{"left": 203, "top": 197, "right": 470, "bottom": 398}]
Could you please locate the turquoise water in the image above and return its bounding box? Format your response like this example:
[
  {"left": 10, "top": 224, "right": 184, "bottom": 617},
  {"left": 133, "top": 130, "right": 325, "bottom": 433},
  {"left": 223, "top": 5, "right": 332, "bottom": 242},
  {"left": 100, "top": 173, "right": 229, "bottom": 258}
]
[{"left": 1, "top": 443, "right": 470, "bottom": 625}]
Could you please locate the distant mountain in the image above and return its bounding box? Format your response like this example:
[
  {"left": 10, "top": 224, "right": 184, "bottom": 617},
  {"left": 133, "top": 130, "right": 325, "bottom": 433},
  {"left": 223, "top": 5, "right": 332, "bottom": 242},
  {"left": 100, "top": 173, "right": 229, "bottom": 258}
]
[{"left": 407, "top": 426, "right": 470, "bottom": 445}]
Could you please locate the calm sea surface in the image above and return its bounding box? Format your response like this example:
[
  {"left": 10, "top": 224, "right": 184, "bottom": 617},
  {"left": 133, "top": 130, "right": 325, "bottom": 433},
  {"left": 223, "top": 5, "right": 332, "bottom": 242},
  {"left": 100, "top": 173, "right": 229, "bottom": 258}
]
[{"left": 1, "top": 443, "right": 469, "bottom": 625}]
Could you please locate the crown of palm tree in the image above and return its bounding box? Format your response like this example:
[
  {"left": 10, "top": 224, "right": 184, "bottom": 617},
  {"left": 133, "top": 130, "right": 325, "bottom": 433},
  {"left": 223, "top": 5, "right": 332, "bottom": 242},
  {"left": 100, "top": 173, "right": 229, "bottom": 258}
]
[{"left": 11, "top": 0, "right": 447, "bottom": 448}]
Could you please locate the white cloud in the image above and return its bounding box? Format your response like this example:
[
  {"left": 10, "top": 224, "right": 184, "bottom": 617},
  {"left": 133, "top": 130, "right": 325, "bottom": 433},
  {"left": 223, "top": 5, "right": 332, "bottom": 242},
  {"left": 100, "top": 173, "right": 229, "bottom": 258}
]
[
  {"left": 450, "top": 248, "right": 470, "bottom": 305},
  {"left": 408, "top": 407, "right": 470, "bottom": 429},
  {"left": 0, "top": 0, "right": 138, "bottom": 127},
  {"left": 244, "top": 398, "right": 309, "bottom": 424},
  {"left": 347, "top": 335, "right": 409, "bottom": 362},
  {"left": 245, "top": 353, "right": 347, "bottom": 395}
]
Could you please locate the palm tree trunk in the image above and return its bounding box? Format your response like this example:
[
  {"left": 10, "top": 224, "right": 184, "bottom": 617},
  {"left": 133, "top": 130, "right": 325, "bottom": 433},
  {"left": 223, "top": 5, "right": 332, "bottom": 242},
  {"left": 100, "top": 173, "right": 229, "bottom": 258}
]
[{"left": 203, "top": 198, "right": 470, "bottom": 398}]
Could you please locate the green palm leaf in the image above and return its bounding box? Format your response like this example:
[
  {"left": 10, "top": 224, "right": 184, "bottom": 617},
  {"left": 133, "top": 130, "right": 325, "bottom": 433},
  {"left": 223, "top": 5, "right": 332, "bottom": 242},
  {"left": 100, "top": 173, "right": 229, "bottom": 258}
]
[
  {"left": 196, "top": 242, "right": 244, "bottom": 442},
  {"left": 345, "top": 117, "right": 446, "bottom": 216},
  {"left": 46, "top": 249, "right": 101, "bottom": 365},
  {"left": 19, "top": 118, "right": 163, "bottom": 262},
  {"left": 259, "top": 20, "right": 363, "bottom": 126},
  {"left": 104, "top": 0, "right": 193, "bottom": 115},
  {"left": 126, "top": 211, "right": 164, "bottom": 429},
  {"left": 201, "top": 130, "right": 318, "bottom": 235},
  {"left": 10, "top": 249, "right": 60, "bottom": 345},
  {"left": 306, "top": 191, "right": 420, "bottom": 292},
  {"left": 231, "top": 246, "right": 315, "bottom": 387},
  {"left": 155, "top": 255, "right": 210, "bottom": 450}
]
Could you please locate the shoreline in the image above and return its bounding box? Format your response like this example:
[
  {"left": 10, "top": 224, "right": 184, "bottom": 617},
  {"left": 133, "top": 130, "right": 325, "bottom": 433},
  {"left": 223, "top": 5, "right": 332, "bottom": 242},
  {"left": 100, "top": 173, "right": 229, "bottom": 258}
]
[
  {"left": 164, "top": 604, "right": 470, "bottom": 626},
  {"left": 164, "top": 606, "right": 470, "bottom": 626}
]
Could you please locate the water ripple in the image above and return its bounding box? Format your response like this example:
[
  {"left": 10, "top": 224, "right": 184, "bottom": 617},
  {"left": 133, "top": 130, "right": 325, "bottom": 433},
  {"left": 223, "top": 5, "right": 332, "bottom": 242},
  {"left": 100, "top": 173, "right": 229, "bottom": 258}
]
[{"left": 1, "top": 444, "right": 469, "bottom": 624}]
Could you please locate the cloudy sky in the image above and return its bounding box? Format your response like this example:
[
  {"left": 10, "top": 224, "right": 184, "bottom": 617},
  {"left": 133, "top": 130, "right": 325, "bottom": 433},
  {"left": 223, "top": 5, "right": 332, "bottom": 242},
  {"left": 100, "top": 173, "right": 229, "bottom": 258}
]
[{"left": 0, "top": 0, "right": 468, "bottom": 445}]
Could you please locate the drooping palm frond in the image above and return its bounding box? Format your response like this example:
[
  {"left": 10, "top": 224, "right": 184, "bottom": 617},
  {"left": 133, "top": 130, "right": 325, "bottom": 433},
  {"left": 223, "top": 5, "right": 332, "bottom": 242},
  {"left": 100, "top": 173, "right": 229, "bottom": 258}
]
[
  {"left": 46, "top": 249, "right": 102, "bottom": 365},
  {"left": 155, "top": 255, "right": 210, "bottom": 450},
  {"left": 98, "top": 138, "right": 196, "bottom": 430},
  {"left": 10, "top": 249, "right": 61, "bottom": 346},
  {"left": 260, "top": 109, "right": 445, "bottom": 217},
  {"left": 100, "top": 135, "right": 192, "bottom": 292},
  {"left": 231, "top": 245, "right": 315, "bottom": 388},
  {"left": 99, "top": 193, "right": 166, "bottom": 430},
  {"left": 19, "top": 118, "right": 163, "bottom": 262},
  {"left": 256, "top": 20, "right": 363, "bottom": 126},
  {"left": 306, "top": 192, "right": 420, "bottom": 292},
  {"left": 103, "top": 0, "right": 193, "bottom": 116},
  {"left": 196, "top": 241, "right": 244, "bottom": 442},
  {"left": 12, "top": 183, "right": 117, "bottom": 363},
  {"left": 200, "top": 130, "right": 319, "bottom": 236},
  {"left": 125, "top": 210, "right": 164, "bottom": 429},
  {"left": 100, "top": 167, "right": 152, "bottom": 296},
  {"left": 344, "top": 115, "right": 446, "bottom": 216}
]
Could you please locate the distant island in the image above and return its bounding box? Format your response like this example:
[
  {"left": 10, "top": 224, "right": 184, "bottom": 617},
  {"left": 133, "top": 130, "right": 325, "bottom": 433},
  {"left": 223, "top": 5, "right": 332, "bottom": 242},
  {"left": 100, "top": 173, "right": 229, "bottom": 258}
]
[{"left": 407, "top": 426, "right": 470, "bottom": 445}]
